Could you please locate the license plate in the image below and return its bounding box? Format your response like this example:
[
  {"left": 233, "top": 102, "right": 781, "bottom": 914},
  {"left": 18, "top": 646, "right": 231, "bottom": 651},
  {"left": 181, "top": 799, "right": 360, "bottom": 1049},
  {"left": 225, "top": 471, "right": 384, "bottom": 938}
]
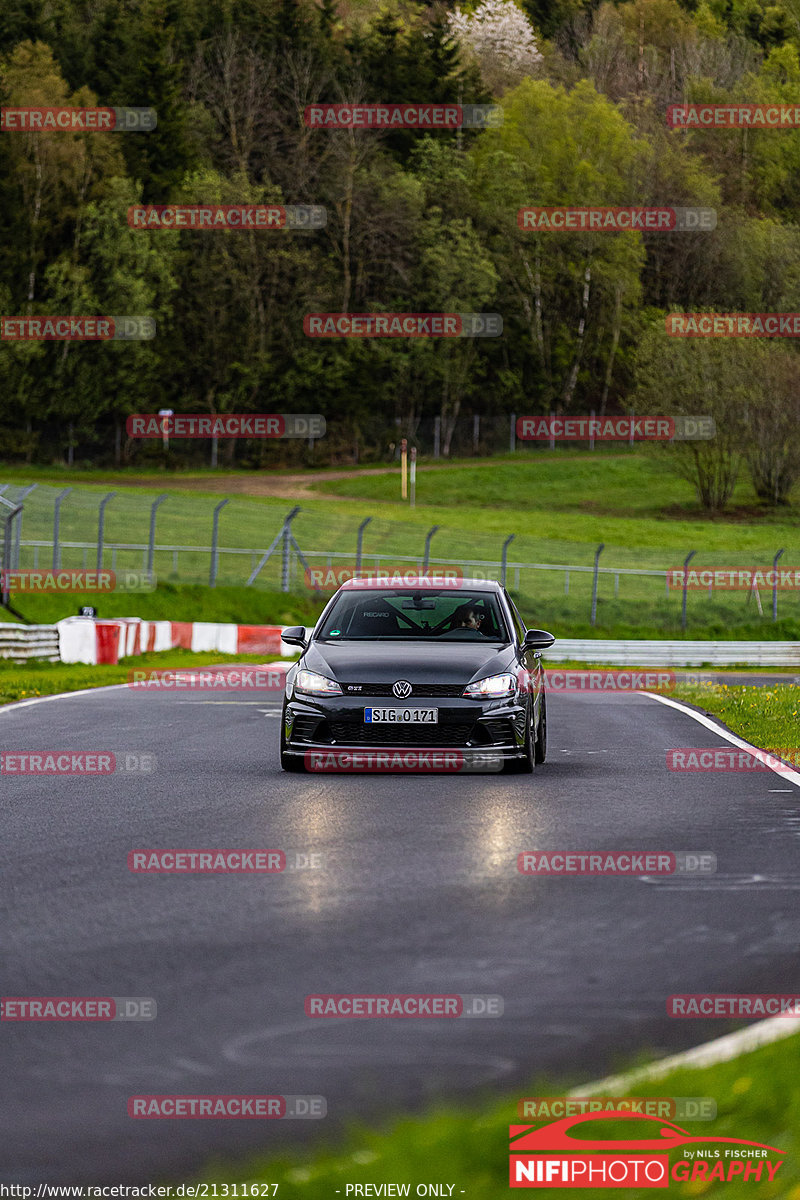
[{"left": 365, "top": 708, "right": 438, "bottom": 724}]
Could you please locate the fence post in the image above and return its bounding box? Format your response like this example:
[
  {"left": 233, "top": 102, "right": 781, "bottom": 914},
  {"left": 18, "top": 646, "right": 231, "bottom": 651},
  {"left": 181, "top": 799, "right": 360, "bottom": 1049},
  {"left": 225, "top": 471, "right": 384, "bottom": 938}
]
[
  {"left": 773, "top": 547, "right": 786, "bottom": 622},
  {"left": 97, "top": 491, "right": 116, "bottom": 570},
  {"left": 52, "top": 488, "right": 72, "bottom": 569},
  {"left": 501, "top": 534, "right": 515, "bottom": 586},
  {"left": 681, "top": 549, "right": 696, "bottom": 631},
  {"left": 422, "top": 525, "right": 439, "bottom": 573},
  {"left": 590, "top": 542, "right": 605, "bottom": 626},
  {"left": 509, "top": 413, "right": 516, "bottom": 454},
  {"left": 147, "top": 494, "right": 168, "bottom": 577},
  {"left": 14, "top": 483, "right": 37, "bottom": 568},
  {"left": 433, "top": 417, "right": 441, "bottom": 459},
  {"left": 356, "top": 516, "right": 372, "bottom": 575},
  {"left": 473, "top": 414, "right": 480, "bottom": 453},
  {"left": 0, "top": 499, "right": 22, "bottom": 607},
  {"left": 282, "top": 506, "right": 301, "bottom": 592},
  {"left": 209, "top": 498, "right": 229, "bottom": 587}
]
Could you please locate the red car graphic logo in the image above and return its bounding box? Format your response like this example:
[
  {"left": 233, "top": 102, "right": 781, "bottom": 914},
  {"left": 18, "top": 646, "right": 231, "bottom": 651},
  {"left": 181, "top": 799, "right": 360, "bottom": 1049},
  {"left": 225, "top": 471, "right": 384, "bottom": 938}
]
[{"left": 510, "top": 1110, "right": 783, "bottom": 1154}]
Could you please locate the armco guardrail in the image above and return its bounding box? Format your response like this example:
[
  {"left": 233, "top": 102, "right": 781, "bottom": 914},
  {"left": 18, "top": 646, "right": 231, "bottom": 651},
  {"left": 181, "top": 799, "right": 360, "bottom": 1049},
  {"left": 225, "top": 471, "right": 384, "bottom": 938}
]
[
  {"left": 0, "top": 622, "right": 60, "bottom": 662},
  {"left": 546, "top": 640, "right": 800, "bottom": 667}
]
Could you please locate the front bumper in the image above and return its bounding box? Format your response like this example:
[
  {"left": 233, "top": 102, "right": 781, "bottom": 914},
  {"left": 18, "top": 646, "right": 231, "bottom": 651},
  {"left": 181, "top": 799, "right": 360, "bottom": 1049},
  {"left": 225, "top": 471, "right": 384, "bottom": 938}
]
[{"left": 282, "top": 694, "right": 530, "bottom": 762}]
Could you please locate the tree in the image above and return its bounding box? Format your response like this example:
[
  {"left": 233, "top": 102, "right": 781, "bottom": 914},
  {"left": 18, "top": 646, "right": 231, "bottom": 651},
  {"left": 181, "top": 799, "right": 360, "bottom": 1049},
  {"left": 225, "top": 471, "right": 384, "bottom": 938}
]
[
  {"left": 741, "top": 343, "right": 800, "bottom": 504},
  {"left": 633, "top": 317, "right": 752, "bottom": 510},
  {"left": 448, "top": 0, "right": 543, "bottom": 94}
]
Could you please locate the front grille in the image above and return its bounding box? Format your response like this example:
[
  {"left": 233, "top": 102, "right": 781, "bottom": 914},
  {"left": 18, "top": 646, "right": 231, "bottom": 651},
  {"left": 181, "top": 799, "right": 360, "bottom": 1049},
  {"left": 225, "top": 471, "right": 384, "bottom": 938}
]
[
  {"left": 327, "top": 719, "right": 474, "bottom": 747},
  {"left": 341, "top": 682, "right": 465, "bottom": 698}
]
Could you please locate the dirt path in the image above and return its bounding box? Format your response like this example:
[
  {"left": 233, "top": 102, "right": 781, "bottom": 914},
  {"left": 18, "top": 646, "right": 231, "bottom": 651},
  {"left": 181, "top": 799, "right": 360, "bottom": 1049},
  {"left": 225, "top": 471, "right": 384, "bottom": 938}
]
[{"left": 84, "top": 461, "right": 493, "bottom": 502}]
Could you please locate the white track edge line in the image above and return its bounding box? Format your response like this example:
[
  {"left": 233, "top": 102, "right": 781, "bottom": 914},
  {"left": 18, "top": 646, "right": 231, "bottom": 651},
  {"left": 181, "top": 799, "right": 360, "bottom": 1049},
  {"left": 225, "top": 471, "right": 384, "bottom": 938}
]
[
  {"left": 568, "top": 1015, "right": 800, "bottom": 1097},
  {"left": 641, "top": 690, "right": 800, "bottom": 788}
]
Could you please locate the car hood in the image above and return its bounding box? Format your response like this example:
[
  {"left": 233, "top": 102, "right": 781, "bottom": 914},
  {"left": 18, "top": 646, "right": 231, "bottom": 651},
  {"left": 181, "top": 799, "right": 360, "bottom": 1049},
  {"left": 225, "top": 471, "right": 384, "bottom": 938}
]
[{"left": 301, "top": 639, "right": 515, "bottom": 685}]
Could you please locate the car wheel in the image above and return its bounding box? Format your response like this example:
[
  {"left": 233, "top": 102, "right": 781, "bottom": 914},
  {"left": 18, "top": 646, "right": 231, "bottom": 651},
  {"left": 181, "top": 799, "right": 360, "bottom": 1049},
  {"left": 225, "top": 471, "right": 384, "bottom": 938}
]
[
  {"left": 280, "top": 712, "right": 306, "bottom": 772},
  {"left": 505, "top": 703, "right": 535, "bottom": 774},
  {"left": 534, "top": 691, "right": 547, "bottom": 764}
]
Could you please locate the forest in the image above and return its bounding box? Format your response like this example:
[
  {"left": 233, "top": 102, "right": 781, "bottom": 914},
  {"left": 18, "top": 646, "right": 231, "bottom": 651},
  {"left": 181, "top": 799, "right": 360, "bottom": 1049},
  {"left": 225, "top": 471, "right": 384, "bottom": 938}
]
[{"left": 2, "top": 0, "right": 800, "bottom": 496}]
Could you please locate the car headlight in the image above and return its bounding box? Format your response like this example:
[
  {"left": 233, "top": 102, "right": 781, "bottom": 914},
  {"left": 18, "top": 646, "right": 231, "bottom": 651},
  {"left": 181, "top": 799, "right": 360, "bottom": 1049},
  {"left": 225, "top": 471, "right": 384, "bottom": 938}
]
[
  {"left": 463, "top": 672, "right": 517, "bottom": 699},
  {"left": 295, "top": 669, "right": 342, "bottom": 697}
]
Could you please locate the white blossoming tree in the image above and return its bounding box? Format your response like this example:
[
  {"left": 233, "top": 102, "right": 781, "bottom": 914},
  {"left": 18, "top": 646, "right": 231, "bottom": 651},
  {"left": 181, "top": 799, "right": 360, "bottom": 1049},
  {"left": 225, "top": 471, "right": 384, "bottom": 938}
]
[{"left": 448, "top": 0, "right": 543, "bottom": 95}]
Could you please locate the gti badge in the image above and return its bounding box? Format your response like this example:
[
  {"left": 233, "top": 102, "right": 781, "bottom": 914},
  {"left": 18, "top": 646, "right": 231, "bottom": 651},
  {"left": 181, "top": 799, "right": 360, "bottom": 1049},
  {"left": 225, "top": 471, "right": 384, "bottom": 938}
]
[{"left": 392, "top": 679, "right": 413, "bottom": 698}]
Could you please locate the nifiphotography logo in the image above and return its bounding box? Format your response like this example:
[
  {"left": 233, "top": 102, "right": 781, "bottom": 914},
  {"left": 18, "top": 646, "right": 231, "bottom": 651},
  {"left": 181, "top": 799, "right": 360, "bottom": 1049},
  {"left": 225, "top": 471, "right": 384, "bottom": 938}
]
[{"left": 508, "top": 1111, "right": 784, "bottom": 1188}]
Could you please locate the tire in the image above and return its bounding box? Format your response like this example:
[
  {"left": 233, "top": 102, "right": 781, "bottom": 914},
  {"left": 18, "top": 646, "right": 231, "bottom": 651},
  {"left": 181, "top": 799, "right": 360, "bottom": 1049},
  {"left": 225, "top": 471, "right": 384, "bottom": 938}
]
[
  {"left": 280, "top": 714, "right": 306, "bottom": 772},
  {"left": 505, "top": 702, "right": 535, "bottom": 774},
  {"left": 534, "top": 690, "right": 547, "bottom": 764}
]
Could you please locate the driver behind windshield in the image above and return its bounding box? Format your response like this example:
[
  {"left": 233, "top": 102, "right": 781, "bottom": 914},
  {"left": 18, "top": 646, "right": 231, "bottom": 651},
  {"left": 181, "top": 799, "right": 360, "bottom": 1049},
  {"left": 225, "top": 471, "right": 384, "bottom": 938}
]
[{"left": 453, "top": 604, "right": 485, "bottom": 633}]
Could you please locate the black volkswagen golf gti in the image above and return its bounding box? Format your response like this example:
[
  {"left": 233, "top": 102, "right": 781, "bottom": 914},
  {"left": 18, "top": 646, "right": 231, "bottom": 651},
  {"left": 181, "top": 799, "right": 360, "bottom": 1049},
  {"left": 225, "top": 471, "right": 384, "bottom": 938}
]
[{"left": 279, "top": 577, "right": 555, "bottom": 772}]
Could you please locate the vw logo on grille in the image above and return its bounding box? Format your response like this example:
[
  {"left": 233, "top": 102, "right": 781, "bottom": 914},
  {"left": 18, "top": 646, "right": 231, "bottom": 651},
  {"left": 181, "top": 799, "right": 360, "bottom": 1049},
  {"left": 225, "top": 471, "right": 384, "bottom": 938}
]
[{"left": 392, "top": 679, "right": 413, "bottom": 698}]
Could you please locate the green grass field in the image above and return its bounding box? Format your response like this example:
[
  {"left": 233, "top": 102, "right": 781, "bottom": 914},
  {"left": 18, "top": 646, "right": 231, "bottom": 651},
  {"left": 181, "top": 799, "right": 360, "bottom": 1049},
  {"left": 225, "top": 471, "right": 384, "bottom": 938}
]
[{"left": 3, "top": 452, "right": 800, "bottom": 636}]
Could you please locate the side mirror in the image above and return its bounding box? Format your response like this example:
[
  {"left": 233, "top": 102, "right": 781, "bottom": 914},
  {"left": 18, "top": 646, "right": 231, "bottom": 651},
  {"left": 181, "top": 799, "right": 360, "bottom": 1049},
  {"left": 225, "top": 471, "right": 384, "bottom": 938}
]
[
  {"left": 523, "top": 628, "right": 555, "bottom": 651},
  {"left": 282, "top": 625, "right": 307, "bottom": 649}
]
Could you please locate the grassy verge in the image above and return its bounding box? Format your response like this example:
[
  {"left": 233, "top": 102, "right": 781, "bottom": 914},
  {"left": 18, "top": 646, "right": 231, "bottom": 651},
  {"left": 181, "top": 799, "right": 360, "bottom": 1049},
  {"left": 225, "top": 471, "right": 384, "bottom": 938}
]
[
  {"left": 668, "top": 680, "right": 800, "bottom": 752},
  {"left": 194, "top": 1032, "right": 800, "bottom": 1199},
  {"left": 0, "top": 648, "right": 289, "bottom": 707}
]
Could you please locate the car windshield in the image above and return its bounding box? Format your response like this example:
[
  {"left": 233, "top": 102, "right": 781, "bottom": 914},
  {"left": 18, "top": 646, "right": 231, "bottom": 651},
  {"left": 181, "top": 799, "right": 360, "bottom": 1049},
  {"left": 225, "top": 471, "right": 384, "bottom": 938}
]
[{"left": 315, "top": 589, "right": 511, "bottom": 642}]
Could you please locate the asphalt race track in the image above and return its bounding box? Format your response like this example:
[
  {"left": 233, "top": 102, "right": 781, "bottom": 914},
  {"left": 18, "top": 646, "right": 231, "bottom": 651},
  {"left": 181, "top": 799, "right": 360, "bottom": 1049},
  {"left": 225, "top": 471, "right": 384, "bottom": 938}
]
[{"left": 2, "top": 682, "right": 800, "bottom": 1183}]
